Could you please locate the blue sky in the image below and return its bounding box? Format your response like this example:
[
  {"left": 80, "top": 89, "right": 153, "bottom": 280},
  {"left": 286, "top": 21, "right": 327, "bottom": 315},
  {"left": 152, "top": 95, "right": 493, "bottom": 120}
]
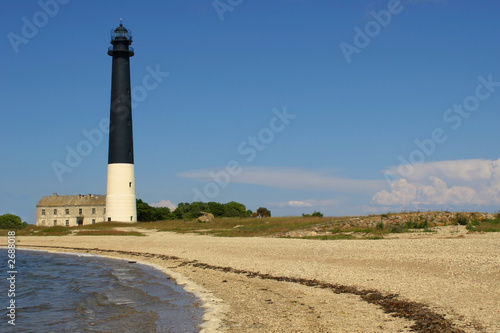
[{"left": 2, "top": 0, "right": 500, "bottom": 223}]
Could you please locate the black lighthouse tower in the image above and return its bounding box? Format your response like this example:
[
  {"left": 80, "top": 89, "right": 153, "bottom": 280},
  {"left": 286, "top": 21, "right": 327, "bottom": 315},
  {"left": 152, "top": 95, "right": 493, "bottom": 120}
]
[{"left": 105, "top": 20, "right": 137, "bottom": 222}]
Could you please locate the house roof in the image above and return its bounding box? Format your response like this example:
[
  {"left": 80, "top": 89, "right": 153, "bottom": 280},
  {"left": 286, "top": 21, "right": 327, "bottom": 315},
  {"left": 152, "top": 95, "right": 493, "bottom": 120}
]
[{"left": 37, "top": 193, "right": 106, "bottom": 207}]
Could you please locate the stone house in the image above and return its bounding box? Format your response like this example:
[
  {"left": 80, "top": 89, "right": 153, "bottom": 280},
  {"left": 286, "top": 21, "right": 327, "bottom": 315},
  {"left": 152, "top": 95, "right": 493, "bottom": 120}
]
[{"left": 36, "top": 193, "right": 106, "bottom": 227}]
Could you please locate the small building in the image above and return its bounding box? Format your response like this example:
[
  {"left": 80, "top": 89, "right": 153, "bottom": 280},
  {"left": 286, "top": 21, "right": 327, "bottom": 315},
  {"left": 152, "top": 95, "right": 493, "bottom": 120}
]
[{"left": 36, "top": 193, "right": 106, "bottom": 227}]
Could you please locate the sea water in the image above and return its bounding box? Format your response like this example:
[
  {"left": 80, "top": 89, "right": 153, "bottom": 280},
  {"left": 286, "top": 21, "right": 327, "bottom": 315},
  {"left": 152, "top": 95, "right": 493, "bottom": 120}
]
[{"left": 0, "top": 249, "right": 203, "bottom": 332}]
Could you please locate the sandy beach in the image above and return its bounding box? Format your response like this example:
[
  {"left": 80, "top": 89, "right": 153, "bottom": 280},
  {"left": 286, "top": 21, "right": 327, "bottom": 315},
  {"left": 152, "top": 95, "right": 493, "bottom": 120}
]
[{"left": 5, "top": 227, "right": 499, "bottom": 332}]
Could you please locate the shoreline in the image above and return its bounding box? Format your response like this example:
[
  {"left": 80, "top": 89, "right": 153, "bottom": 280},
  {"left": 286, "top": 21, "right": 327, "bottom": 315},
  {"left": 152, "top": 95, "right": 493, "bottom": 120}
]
[
  {"left": 3, "top": 229, "right": 499, "bottom": 332},
  {"left": 11, "top": 247, "right": 227, "bottom": 333}
]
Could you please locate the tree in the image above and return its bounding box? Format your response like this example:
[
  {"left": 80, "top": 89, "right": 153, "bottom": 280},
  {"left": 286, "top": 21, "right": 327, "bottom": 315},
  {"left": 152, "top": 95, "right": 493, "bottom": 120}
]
[
  {"left": 153, "top": 207, "right": 172, "bottom": 221},
  {"left": 255, "top": 207, "right": 271, "bottom": 217},
  {"left": 136, "top": 199, "right": 155, "bottom": 222},
  {"left": 0, "top": 214, "right": 27, "bottom": 229},
  {"left": 223, "top": 201, "right": 248, "bottom": 217},
  {"left": 207, "top": 202, "right": 225, "bottom": 217},
  {"left": 169, "top": 201, "right": 251, "bottom": 220},
  {"left": 136, "top": 199, "right": 174, "bottom": 222},
  {"left": 302, "top": 211, "right": 323, "bottom": 217}
]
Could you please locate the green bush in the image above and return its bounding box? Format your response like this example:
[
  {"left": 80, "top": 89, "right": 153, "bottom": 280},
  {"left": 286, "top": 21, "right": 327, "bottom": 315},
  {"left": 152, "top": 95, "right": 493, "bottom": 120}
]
[
  {"left": 302, "top": 211, "right": 323, "bottom": 218},
  {"left": 0, "top": 214, "right": 27, "bottom": 229},
  {"left": 416, "top": 217, "right": 429, "bottom": 229},
  {"left": 466, "top": 218, "right": 500, "bottom": 232},
  {"left": 455, "top": 214, "right": 469, "bottom": 225},
  {"left": 255, "top": 207, "right": 271, "bottom": 217},
  {"left": 390, "top": 224, "right": 405, "bottom": 233}
]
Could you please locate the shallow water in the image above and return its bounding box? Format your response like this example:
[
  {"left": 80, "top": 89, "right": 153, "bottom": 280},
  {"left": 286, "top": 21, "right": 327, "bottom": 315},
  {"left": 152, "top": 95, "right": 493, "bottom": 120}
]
[{"left": 0, "top": 249, "right": 203, "bottom": 332}]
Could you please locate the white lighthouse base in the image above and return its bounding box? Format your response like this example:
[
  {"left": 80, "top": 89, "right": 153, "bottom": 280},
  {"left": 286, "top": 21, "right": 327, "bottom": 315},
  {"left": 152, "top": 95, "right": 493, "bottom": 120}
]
[{"left": 106, "top": 163, "right": 137, "bottom": 222}]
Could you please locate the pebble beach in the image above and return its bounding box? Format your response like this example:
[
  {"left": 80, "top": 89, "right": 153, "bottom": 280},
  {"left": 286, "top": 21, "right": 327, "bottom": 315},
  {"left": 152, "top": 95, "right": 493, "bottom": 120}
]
[{"left": 6, "top": 226, "right": 499, "bottom": 332}]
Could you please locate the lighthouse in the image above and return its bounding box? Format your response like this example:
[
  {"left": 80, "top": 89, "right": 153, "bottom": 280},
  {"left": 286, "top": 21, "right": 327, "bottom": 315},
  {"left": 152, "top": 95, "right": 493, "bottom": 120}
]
[{"left": 105, "top": 21, "right": 136, "bottom": 222}]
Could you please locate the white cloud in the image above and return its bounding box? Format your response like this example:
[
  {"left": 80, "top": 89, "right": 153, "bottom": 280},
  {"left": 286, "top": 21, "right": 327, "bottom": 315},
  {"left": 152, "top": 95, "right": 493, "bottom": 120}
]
[
  {"left": 288, "top": 200, "right": 313, "bottom": 208},
  {"left": 384, "top": 159, "right": 495, "bottom": 183},
  {"left": 372, "top": 179, "right": 417, "bottom": 206},
  {"left": 374, "top": 158, "right": 500, "bottom": 207},
  {"left": 179, "top": 167, "right": 384, "bottom": 194},
  {"left": 179, "top": 158, "right": 500, "bottom": 211},
  {"left": 271, "top": 199, "right": 340, "bottom": 208},
  {"left": 372, "top": 177, "right": 485, "bottom": 206},
  {"left": 150, "top": 199, "right": 177, "bottom": 210}
]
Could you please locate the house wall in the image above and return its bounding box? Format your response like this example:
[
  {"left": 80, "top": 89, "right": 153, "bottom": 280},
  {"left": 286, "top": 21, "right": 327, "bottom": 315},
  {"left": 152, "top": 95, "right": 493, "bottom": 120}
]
[{"left": 36, "top": 205, "right": 106, "bottom": 227}]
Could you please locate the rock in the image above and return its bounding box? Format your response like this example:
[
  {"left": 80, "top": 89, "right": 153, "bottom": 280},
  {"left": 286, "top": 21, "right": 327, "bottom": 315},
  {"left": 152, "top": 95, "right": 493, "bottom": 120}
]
[{"left": 198, "top": 212, "right": 215, "bottom": 223}]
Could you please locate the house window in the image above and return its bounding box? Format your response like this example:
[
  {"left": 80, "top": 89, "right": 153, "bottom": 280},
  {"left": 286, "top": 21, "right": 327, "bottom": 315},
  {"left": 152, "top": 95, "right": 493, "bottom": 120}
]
[
  {"left": 65, "top": 220, "right": 69, "bottom": 226},
  {"left": 92, "top": 208, "right": 96, "bottom": 214},
  {"left": 41, "top": 209, "right": 45, "bottom": 215},
  {"left": 65, "top": 209, "right": 69, "bottom": 215},
  {"left": 79, "top": 208, "right": 82, "bottom": 215},
  {"left": 92, "top": 219, "right": 96, "bottom": 224},
  {"left": 53, "top": 220, "right": 57, "bottom": 226},
  {"left": 54, "top": 209, "right": 57, "bottom": 215}
]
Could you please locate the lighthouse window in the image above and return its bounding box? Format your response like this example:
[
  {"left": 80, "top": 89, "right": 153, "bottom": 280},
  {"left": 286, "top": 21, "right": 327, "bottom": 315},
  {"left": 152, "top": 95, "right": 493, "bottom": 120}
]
[{"left": 129, "top": 182, "right": 132, "bottom": 187}]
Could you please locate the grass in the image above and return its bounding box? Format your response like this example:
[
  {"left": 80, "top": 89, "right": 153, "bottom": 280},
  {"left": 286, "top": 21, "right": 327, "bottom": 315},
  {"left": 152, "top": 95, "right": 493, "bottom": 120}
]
[
  {"left": 38, "top": 226, "right": 72, "bottom": 236},
  {"left": 0, "top": 225, "right": 40, "bottom": 236},
  {"left": 10, "top": 212, "right": 499, "bottom": 240},
  {"left": 0, "top": 222, "right": 144, "bottom": 237},
  {"left": 137, "top": 216, "right": 332, "bottom": 237},
  {"left": 466, "top": 218, "right": 500, "bottom": 232},
  {"left": 75, "top": 222, "right": 136, "bottom": 230},
  {"left": 135, "top": 215, "right": 438, "bottom": 240}
]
